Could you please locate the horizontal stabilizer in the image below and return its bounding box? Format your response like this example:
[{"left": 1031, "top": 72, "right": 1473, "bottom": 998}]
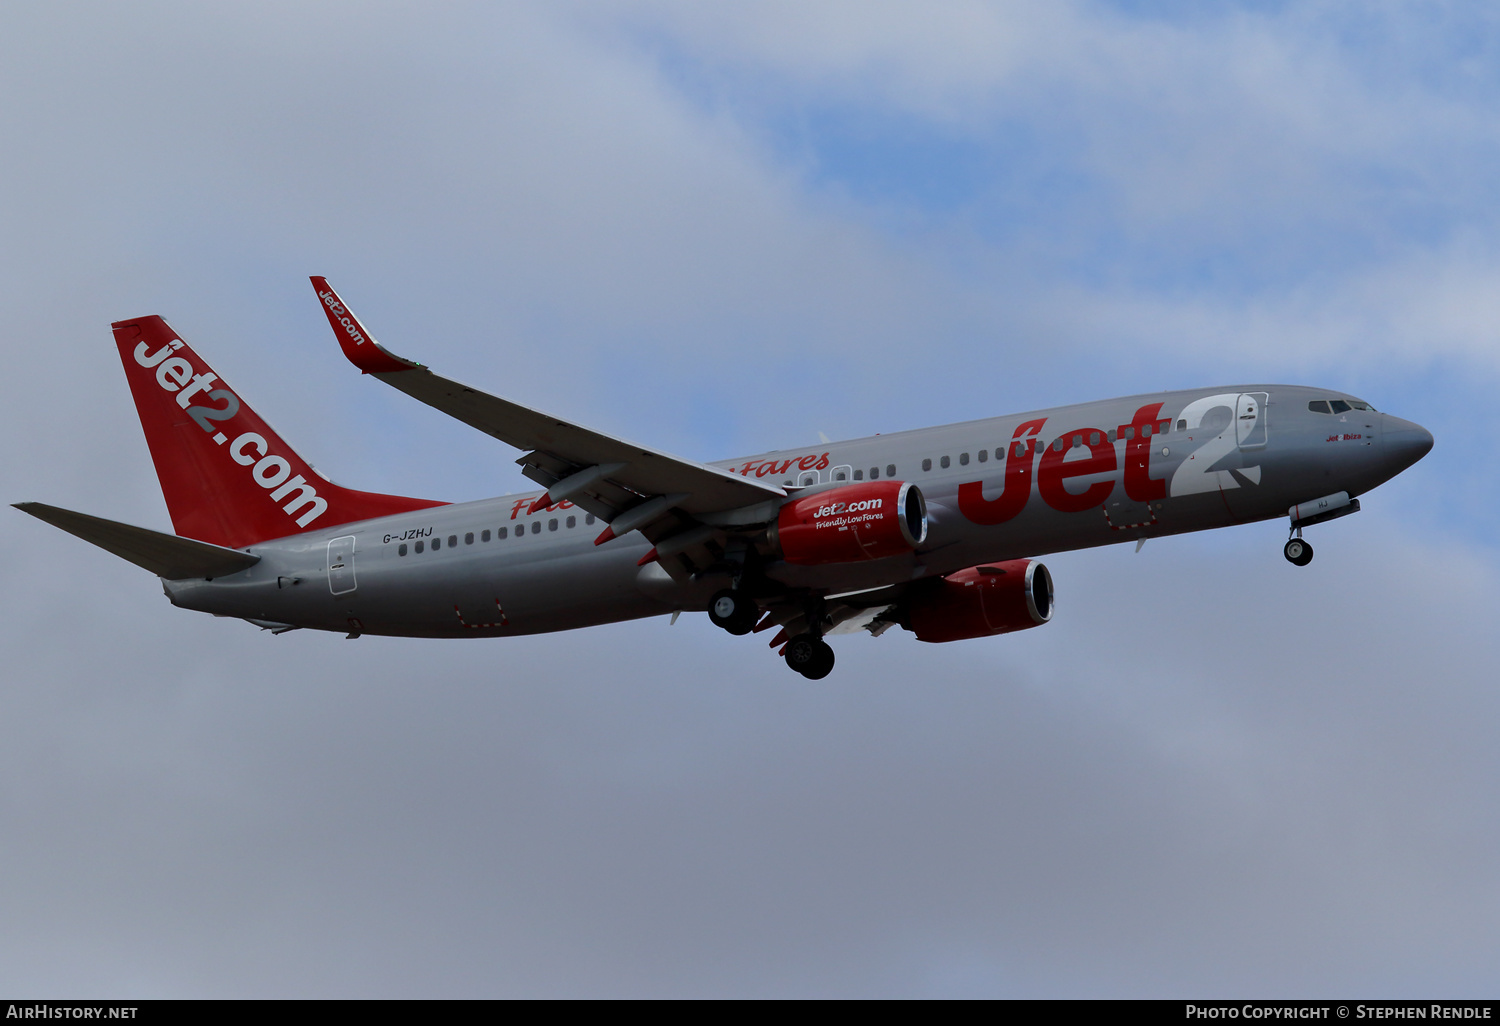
[{"left": 13, "top": 502, "right": 261, "bottom": 580}]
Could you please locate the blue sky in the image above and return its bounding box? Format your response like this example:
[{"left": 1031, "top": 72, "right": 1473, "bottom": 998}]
[{"left": 1, "top": 1, "right": 1496, "bottom": 997}]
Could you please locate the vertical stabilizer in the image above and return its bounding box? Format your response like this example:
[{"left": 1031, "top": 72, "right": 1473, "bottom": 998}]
[{"left": 113, "top": 316, "right": 445, "bottom": 548}]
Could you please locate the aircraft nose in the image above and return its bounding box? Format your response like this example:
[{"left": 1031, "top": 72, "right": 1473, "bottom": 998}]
[{"left": 1384, "top": 416, "right": 1434, "bottom": 472}]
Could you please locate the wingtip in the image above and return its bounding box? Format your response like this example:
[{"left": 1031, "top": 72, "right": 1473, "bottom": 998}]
[{"left": 310, "top": 276, "right": 421, "bottom": 375}]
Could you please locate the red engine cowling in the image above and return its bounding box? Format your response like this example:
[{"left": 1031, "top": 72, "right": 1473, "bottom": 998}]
[
  {"left": 904, "top": 559, "right": 1053, "bottom": 643},
  {"left": 770, "top": 481, "right": 927, "bottom": 566}
]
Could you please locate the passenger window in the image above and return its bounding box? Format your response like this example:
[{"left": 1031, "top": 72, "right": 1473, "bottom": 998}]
[
  {"left": 548, "top": 519, "right": 558, "bottom": 532},
  {"left": 465, "top": 532, "right": 474, "bottom": 545},
  {"left": 585, "top": 514, "right": 595, "bottom": 525},
  {"left": 853, "top": 469, "right": 863, "bottom": 481},
  {"left": 398, "top": 543, "right": 408, "bottom": 556},
  {"left": 1088, "top": 432, "right": 1100, "bottom": 446},
  {"left": 1071, "top": 435, "right": 1081, "bottom": 449},
  {"left": 498, "top": 527, "right": 507, "bottom": 539},
  {"left": 886, "top": 464, "right": 896, "bottom": 478},
  {"left": 870, "top": 466, "right": 880, "bottom": 478},
  {"left": 832, "top": 466, "right": 850, "bottom": 482},
  {"left": 432, "top": 537, "right": 441, "bottom": 551},
  {"left": 977, "top": 450, "right": 987, "bottom": 463},
  {"left": 1051, "top": 438, "right": 1064, "bottom": 452},
  {"left": 566, "top": 515, "right": 576, "bottom": 528},
  {"left": 1107, "top": 429, "right": 1116, "bottom": 443},
  {"left": 959, "top": 452, "right": 969, "bottom": 465},
  {"left": 531, "top": 522, "right": 541, "bottom": 535},
  {"left": 448, "top": 535, "right": 457, "bottom": 547},
  {"left": 481, "top": 529, "right": 490, "bottom": 542},
  {"left": 1123, "top": 426, "right": 1134, "bottom": 439},
  {"left": 922, "top": 458, "right": 932, "bottom": 472},
  {"left": 415, "top": 540, "right": 425, "bottom": 553},
  {"left": 1141, "top": 424, "right": 1152, "bottom": 438},
  {"left": 798, "top": 470, "right": 819, "bottom": 487},
  {"left": 1330, "top": 400, "right": 1351, "bottom": 414},
  {"left": 1308, "top": 401, "right": 1331, "bottom": 414}
]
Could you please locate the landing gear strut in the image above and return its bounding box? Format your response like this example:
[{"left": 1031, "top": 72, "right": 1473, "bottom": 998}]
[
  {"left": 784, "top": 633, "right": 835, "bottom": 680},
  {"left": 1284, "top": 535, "right": 1313, "bottom": 566},
  {"left": 708, "top": 588, "right": 759, "bottom": 635}
]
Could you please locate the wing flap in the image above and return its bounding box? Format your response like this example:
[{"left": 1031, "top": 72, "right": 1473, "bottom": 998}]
[{"left": 14, "top": 502, "right": 261, "bottom": 580}]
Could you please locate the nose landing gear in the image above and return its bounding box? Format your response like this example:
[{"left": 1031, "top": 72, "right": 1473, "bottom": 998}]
[
  {"left": 1284, "top": 492, "right": 1361, "bottom": 566},
  {"left": 1283, "top": 536, "right": 1314, "bottom": 566}
]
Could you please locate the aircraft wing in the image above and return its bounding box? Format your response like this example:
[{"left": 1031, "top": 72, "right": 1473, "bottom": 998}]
[{"left": 310, "top": 278, "right": 784, "bottom": 533}]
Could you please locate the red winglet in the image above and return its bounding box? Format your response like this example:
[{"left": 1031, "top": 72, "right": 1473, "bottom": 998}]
[
  {"left": 527, "top": 495, "right": 552, "bottom": 515},
  {"left": 636, "top": 547, "right": 658, "bottom": 567},
  {"left": 594, "top": 526, "right": 616, "bottom": 546},
  {"left": 310, "top": 276, "right": 421, "bottom": 375}
]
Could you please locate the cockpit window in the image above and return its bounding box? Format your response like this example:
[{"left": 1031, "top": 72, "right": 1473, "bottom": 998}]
[{"left": 1310, "top": 398, "right": 1375, "bottom": 414}]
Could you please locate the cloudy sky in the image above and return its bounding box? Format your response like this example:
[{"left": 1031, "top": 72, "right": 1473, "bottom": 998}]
[{"left": 2, "top": 1, "right": 1496, "bottom": 997}]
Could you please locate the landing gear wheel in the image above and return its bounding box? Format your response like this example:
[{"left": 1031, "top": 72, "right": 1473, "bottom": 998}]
[
  {"left": 1284, "top": 538, "right": 1314, "bottom": 566},
  {"left": 784, "top": 633, "right": 835, "bottom": 680},
  {"left": 708, "top": 589, "right": 758, "bottom": 635}
]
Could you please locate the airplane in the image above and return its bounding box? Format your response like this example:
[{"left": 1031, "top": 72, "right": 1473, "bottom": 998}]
[{"left": 14, "top": 278, "right": 1435, "bottom": 679}]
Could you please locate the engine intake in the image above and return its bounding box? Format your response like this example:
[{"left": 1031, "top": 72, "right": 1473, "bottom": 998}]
[
  {"left": 904, "top": 559, "right": 1053, "bottom": 643},
  {"left": 770, "top": 481, "right": 927, "bottom": 566}
]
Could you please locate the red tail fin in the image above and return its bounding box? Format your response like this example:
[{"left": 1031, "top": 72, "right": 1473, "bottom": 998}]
[{"left": 113, "top": 316, "right": 446, "bottom": 548}]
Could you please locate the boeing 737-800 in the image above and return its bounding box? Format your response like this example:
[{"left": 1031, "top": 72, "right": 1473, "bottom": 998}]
[{"left": 15, "top": 278, "right": 1434, "bottom": 678}]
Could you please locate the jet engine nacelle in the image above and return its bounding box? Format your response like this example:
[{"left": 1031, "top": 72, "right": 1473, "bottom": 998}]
[
  {"left": 769, "top": 481, "right": 927, "bottom": 566},
  {"left": 904, "top": 559, "right": 1053, "bottom": 643}
]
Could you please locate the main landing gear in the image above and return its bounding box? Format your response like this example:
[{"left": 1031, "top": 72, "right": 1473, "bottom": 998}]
[
  {"left": 1284, "top": 535, "right": 1314, "bottom": 566},
  {"left": 708, "top": 588, "right": 759, "bottom": 635},
  {"left": 708, "top": 583, "right": 836, "bottom": 680},
  {"left": 784, "top": 633, "right": 835, "bottom": 680}
]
